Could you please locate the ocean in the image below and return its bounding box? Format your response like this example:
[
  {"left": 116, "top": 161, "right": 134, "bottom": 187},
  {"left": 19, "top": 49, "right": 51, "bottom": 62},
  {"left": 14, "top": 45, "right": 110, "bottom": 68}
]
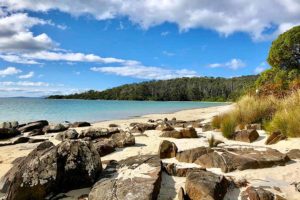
[{"left": 0, "top": 98, "right": 227, "bottom": 123}]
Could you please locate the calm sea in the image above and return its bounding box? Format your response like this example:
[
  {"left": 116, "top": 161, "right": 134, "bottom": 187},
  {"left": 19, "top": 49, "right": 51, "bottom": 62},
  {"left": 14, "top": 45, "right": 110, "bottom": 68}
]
[{"left": 0, "top": 98, "right": 227, "bottom": 123}]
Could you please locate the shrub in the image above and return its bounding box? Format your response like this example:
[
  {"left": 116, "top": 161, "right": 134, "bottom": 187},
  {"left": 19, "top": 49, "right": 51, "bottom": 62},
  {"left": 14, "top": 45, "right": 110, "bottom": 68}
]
[
  {"left": 220, "top": 114, "right": 237, "bottom": 139},
  {"left": 212, "top": 115, "right": 223, "bottom": 129}
]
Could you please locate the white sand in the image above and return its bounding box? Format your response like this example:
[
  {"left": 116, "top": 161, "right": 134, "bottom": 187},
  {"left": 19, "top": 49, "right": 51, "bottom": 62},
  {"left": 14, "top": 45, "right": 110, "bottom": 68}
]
[{"left": 1, "top": 103, "right": 300, "bottom": 200}]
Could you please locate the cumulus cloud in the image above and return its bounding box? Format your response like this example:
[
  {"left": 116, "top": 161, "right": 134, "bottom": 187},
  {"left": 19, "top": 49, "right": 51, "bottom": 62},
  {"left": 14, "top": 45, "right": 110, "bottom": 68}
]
[
  {"left": 162, "top": 51, "right": 175, "bottom": 56},
  {"left": 91, "top": 64, "right": 197, "bottom": 80},
  {"left": 0, "top": 81, "right": 49, "bottom": 87},
  {"left": 208, "top": 58, "right": 246, "bottom": 70},
  {"left": 18, "top": 71, "right": 34, "bottom": 79},
  {"left": 3, "top": 0, "right": 300, "bottom": 40},
  {"left": 0, "top": 67, "right": 22, "bottom": 77}
]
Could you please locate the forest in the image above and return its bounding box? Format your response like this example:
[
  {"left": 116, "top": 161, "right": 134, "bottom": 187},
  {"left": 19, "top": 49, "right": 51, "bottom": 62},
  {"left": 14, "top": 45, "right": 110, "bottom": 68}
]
[{"left": 48, "top": 75, "right": 258, "bottom": 101}]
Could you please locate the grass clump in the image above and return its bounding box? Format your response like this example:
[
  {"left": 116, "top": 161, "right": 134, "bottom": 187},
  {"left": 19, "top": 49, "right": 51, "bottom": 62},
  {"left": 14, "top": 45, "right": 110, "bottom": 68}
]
[{"left": 220, "top": 114, "right": 237, "bottom": 139}]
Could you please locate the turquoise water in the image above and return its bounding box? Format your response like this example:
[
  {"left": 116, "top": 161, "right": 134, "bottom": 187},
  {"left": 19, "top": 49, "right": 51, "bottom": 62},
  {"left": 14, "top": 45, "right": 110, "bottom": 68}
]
[{"left": 0, "top": 98, "right": 227, "bottom": 123}]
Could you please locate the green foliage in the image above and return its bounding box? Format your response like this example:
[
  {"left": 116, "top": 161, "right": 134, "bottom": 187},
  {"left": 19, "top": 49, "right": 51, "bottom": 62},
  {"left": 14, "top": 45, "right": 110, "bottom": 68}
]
[
  {"left": 48, "top": 76, "right": 258, "bottom": 101},
  {"left": 268, "top": 25, "right": 300, "bottom": 70},
  {"left": 220, "top": 114, "right": 237, "bottom": 139}
]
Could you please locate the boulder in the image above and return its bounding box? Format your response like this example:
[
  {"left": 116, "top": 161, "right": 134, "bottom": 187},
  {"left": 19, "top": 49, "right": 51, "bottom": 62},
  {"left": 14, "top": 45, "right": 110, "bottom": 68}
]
[
  {"left": 240, "top": 186, "right": 286, "bottom": 200},
  {"left": 93, "top": 138, "right": 116, "bottom": 156},
  {"left": 159, "top": 140, "right": 178, "bottom": 159},
  {"left": 89, "top": 155, "right": 162, "bottom": 200},
  {"left": 2, "top": 140, "right": 102, "bottom": 200},
  {"left": 18, "top": 120, "right": 49, "bottom": 133},
  {"left": 265, "top": 131, "right": 287, "bottom": 145},
  {"left": 79, "top": 127, "right": 111, "bottom": 139},
  {"left": 185, "top": 169, "right": 230, "bottom": 200},
  {"left": 180, "top": 127, "right": 198, "bottom": 138},
  {"left": 0, "top": 121, "right": 19, "bottom": 129},
  {"left": 28, "top": 138, "right": 47, "bottom": 143},
  {"left": 71, "top": 121, "right": 91, "bottom": 128},
  {"left": 163, "top": 163, "right": 199, "bottom": 177},
  {"left": 55, "top": 129, "right": 79, "bottom": 141},
  {"left": 43, "top": 123, "right": 68, "bottom": 133},
  {"left": 234, "top": 129, "right": 259, "bottom": 143},
  {"left": 27, "top": 129, "right": 44, "bottom": 136},
  {"left": 176, "top": 147, "right": 213, "bottom": 163},
  {"left": 160, "top": 130, "right": 182, "bottom": 138},
  {"left": 110, "top": 131, "right": 135, "bottom": 147},
  {"left": 0, "top": 128, "right": 21, "bottom": 139},
  {"left": 12, "top": 136, "right": 30, "bottom": 144},
  {"left": 108, "top": 123, "right": 119, "bottom": 128},
  {"left": 287, "top": 149, "right": 300, "bottom": 159},
  {"left": 130, "top": 123, "right": 157, "bottom": 133},
  {"left": 156, "top": 123, "right": 174, "bottom": 131},
  {"left": 194, "top": 147, "right": 290, "bottom": 173}
]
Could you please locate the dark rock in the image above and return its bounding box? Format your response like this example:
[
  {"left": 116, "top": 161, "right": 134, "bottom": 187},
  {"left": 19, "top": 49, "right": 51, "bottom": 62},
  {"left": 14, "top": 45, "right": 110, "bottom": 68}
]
[
  {"left": 163, "top": 163, "right": 199, "bottom": 177},
  {"left": 156, "top": 123, "right": 174, "bottom": 131},
  {"left": 89, "top": 155, "right": 162, "bottom": 200},
  {"left": 176, "top": 147, "right": 213, "bottom": 163},
  {"left": 108, "top": 123, "right": 118, "bottom": 128},
  {"left": 71, "top": 122, "right": 91, "bottom": 128},
  {"left": 0, "top": 128, "right": 21, "bottom": 139},
  {"left": 159, "top": 140, "right": 178, "bottom": 159},
  {"left": 12, "top": 136, "right": 30, "bottom": 144},
  {"left": 93, "top": 138, "right": 116, "bottom": 156},
  {"left": 180, "top": 127, "right": 198, "bottom": 138},
  {"left": 2, "top": 140, "right": 102, "bottom": 200},
  {"left": 265, "top": 131, "right": 287, "bottom": 145},
  {"left": 234, "top": 129, "right": 259, "bottom": 143},
  {"left": 18, "top": 120, "right": 49, "bottom": 133},
  {"left": 79, "top": 127, "right": 111, "bottom": 139},
  {"left": 130, "top": 123, "right": 157, "bottom": 133},
  {"left": 110, "top": 131, "right": 135, "bottom": 147},
  {"left": 55, "top": 129, "right": 79, "bottom": 141},
  {"left": 0, "top": 121, "right": 19, "bottom": 129},
  {"left": 27, "top": 129, "right": 44, "bottom": 136},
  {"left": 240, "top": 186, "right": 286, "bottom": 200},
  {"left": 287, "top": 149, "right": 300, "bottom": 159},
  {"left": 185, "top": 169, "right": 230, "bottom": 200},
  {"left": 28, "top": 138, "right": 47, "bottom": 143},
  {"left": 160, "top": 130, "right": 182, "bottom": 138},
  {"left": 43, "top": 123, "right": 68, "bottom": 133}
]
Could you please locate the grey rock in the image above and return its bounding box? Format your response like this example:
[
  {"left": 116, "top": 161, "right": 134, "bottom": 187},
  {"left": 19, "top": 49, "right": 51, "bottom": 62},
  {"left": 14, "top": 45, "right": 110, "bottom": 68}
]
[{"left": 18, "top": 120, "right": 49, "bottom": 133}]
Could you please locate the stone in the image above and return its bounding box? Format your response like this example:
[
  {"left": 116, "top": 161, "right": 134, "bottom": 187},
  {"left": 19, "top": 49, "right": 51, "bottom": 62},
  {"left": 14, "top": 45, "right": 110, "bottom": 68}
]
[
  {"left": 110, "top": 131, "right": 135, "bottom": 147},
  {"left": 178, "top": 187, "right": 187, "bottom": 200},
  {"left": 55, "top": 129, "right": 79, "bottom": 141},
  {"left": 265, "top": 131, "right": 287, "bottom": 145},
  {"left": 2, "top": 140, "right": 102, "bottom": 200},
  {"left": 43, "top": 123, "right": 68, "bottom": 133},
  {"left": 71, "top": 121, "right": 91, "bottom": 128},
  {"left": 287, "top": 149, "right": 300, "bottom": 159},
  {"left": 27, "top": 129, "right": 44, "bottom": 136},
  {"left": 202, "top": 123, "right": 213, "bottom": 132},
  {"left": 180, "top": 127, "right": 198, "bottom": 138},
  {"left": 156, "top": 123, "right": 174, "bottom": 131},
  {"left": 0, "top": 128, "right": 21, "bottom": 139},
  {"left": 93, "top": 138, "right": 116, "bottom": 156},
  {"left": 162, "top": 163, "right": 199, "bottom": 177},
  {"left": 12, "top": 136, "right": 30, "bottom": 144},
  {"left": 79, "top": 127, "right": 111, "bottom": 139},
  {"left": 240, "top": 186, "right": 286, "bottom": 200},
  {"left": 160, "top": 130, "right": 182, "bottom": 138},
  {"left": 176, "top": 147, "right": 213, "bottom": 163},
  {"left": 89, "top": 155, "right": 162, "bottom": 200},
  {"left": 234, "top": 129, "right": 259, "bottom": 143},
  {"left": 130, "top": 123, "right": 157, "bottom": 133},
  {"left": 0, "top": 121, "right": 18, "bottom": 129},
  {"left": 246, "top": 123, "right": 262, "bottom": 130},
  {"left": 78, "top": 194, "right": 89, "bottom": 200},
  {"left": 185, "top": 169, "right": 230, "bottom": 200},
  {"left": 108, "top": 123, "right": 119, "bottom": 128},
  {"left": 159, "top": 140, "right": 178, "bottom": 159},
  {"left": 18, "top": 120, "right": 49, "bottom": 133},
  {"left": 28, "top": 138, "right": 47, "bottom": 143}
]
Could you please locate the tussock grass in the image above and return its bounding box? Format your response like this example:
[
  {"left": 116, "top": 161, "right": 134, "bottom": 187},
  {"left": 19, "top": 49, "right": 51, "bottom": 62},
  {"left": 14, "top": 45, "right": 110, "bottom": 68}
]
[{"left": 220, "top": 114, "right": 237, "bottom": 139}]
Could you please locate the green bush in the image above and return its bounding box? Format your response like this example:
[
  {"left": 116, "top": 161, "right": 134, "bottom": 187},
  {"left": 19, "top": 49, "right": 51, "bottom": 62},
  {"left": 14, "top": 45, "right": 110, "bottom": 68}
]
[{"left": 220, "top": 115, "right": 237, "bottom": 139}]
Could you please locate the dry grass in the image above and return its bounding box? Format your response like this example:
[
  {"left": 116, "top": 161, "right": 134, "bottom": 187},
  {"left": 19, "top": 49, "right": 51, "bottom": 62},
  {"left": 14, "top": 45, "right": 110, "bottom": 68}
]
[{"left": 220, "top": 114, "right": 237, "bottom": 139}]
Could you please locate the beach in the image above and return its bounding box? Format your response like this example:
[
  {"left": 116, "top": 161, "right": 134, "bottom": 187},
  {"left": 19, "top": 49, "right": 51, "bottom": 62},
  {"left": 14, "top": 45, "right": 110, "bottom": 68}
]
[{"left": 1, "top": 104, "right": 300, "bottom": 199}]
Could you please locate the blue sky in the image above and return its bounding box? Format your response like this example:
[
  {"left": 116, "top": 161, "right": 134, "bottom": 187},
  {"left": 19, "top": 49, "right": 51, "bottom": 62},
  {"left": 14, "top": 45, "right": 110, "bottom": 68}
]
[{"left": 0, "top": 0, "right": 299, "bottom": 97}]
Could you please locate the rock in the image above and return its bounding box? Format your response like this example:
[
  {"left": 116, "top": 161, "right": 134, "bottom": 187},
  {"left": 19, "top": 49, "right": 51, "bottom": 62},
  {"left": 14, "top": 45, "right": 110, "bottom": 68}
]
[
  {"left": 240, "top": 186, "right": 286, "bottom": 200},
  {"left": 110, "top": 131, "right": 135, "bottom": 147},
  {"left": 159, "top": 140, "right": 178, "bottom": 159},
  {"left": 0, "top": 121, "right": 18, "bottom": 129},
  {"left": 18, "top": 120, "right": 49, "bottom": 133},
  {"left": 178, "top": 187, "right": 187, "bottom": 200},
  {"left": 246, "top": 123, "right": 262, "bottom": 130},
  {"left": 89, "top": 155, "right": 162, "bottom": 200},
  {"left": 0, "top": 128, "right": 21, "bottom": 139},
  {"left": 71, "top": 121, "right": 91, "bottom": 128},
  {"left": 93, "top": 138, "right": 116, "bottom": 156},
  {"left": 234, "top": 129, "right": 259, "bottom": 143},
  {"left": 55, "top": 129, "right": 79, "bottom": 141},
  {"left": 291, "top": 182, "right": 300, "bottom": 192},
  {"left": 160, "top": 130, "right": 182, "bottom": 138},
  {"left": 287, "top": 149, "right": 300, "bottom": 159},
  {"left": 185, "top": 169, "right": 230, "bottom": 200},
  {"left": 27, "top": 129, "right": 44, "bottom": 136},
  {"left": 163, "top": 163, "right": 199, "bottom": 177},
  {"left": 79, "top": 127, "right": 111, "bottom": 139},
  {"left": 43, "top": 123, "right": 68, "bottom": 133},
  {"left": 156, "top": 123, "right": 174, "bottom": 131},
  {"left": 28, "top": 138, "right": 47, "bottom": 143},
  {"left": 265, "top": 131, "right": 287, "bottom": 145},
  {"left": 108, "top": 123, "right": 118, "bottom": 128},
  {"left": 78, "top": 194, "right": 89, "bottom": 200},
  {"left": 130, "top": 123, "right": 157, "bottom": 133},
  {"left": 12, "top": 136, "right": 30, "bottom": 144},
  {"left": 180, "top": 127, "right": 198, "bottom": 138},
  {"left": 2, "top": 140, "right": 102, "bottom": 200},
  {"left": 176, "top": 147, "right": 213, "bottom": 163},
  {"left": 194, "top": 147, "right": 290, "bottom": 173}
]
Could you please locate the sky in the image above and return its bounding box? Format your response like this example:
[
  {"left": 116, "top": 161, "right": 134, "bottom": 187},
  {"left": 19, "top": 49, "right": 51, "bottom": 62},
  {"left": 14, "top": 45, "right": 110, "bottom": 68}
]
[{"left": 0, "top": 0, "right": 299, "bottom": 97}]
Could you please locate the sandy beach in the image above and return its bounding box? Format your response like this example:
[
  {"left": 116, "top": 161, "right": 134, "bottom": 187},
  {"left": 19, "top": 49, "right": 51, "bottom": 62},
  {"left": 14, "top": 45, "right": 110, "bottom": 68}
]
[{"left": 1, "top": 104, "right": 300, "bottom": 199}]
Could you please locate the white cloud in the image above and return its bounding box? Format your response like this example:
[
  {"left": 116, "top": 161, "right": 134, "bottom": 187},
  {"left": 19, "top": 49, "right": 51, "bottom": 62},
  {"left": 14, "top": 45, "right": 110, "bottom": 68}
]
[
  {"left": 0, "top": 81, "right": 49, "bottom": 87},
  {"left": 18, "top": 71, "right": 34, "bottom": 79},
  {"left": 3, "top": 0, "right": 300, "bottom": 40},
  {"left": 161, "top": 31, "right": 170, "bottom": 36},
  {"left": 254, "top": 62, "right": 269, "bottom": 74},
  {"left": 208, "top": 59, "right": 246, "bottom": 70},
  {"left": 162, "top": 51, "right": 175, "bottom": 57},
  {"left": 91, "top": 64, "right": 197, "bottom": 80},
  {"left": 0, "top": 67, "right": 22, "bottom": 77}
]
